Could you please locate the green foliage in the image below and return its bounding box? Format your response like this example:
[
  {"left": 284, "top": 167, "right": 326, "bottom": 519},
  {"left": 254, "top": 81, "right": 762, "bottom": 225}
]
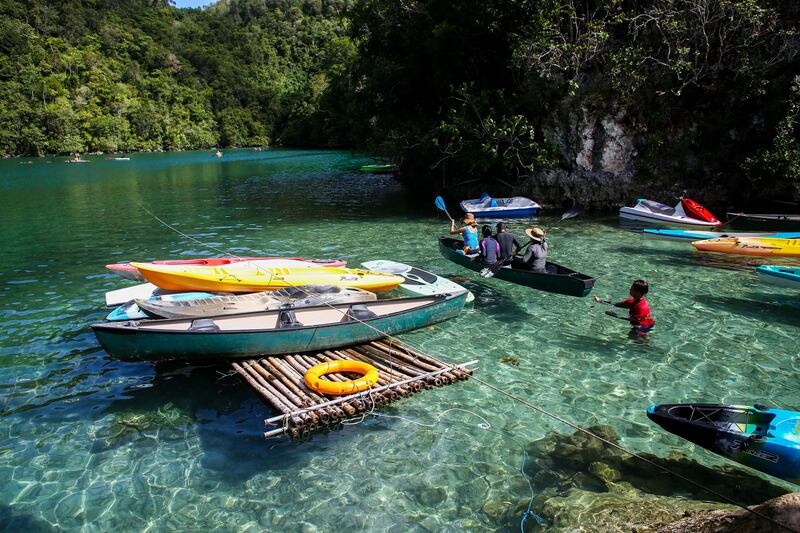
[{"left": 0, "top": 0, "right": 353, "bottom": 156}]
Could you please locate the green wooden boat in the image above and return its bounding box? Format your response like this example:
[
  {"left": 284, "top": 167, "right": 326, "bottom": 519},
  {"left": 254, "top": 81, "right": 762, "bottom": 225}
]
[
  {"left": 92, "top": 291, "right": 467, "bottom": 362},
  {"left": 438, "top": 237, "right": 595, "bottom": 297},
  {"left": 359, "top": 163, "right": 398, "bottom": 174}
]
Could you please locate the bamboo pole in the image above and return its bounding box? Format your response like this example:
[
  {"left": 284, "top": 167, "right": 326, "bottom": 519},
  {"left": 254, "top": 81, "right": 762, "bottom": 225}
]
[
  {"left": 239, "top": 361, "right": 306, "bottom": 428},
  {"left": 365, "top": 342, "right": 452, "bottom": 385},
  {"left": 273, "top": 356, "right": 350, "bottom": 419},
  {"left": 249, "top": 361, "right": 318, "bottom": 427},
  {"left": 337, "top": 349, "right": 414, "bottom": 397}
]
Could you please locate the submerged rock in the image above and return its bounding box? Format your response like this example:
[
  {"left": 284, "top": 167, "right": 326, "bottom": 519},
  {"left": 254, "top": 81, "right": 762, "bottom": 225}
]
[{"left": 517, "top": 425, "right": 791, "bottom": 532}]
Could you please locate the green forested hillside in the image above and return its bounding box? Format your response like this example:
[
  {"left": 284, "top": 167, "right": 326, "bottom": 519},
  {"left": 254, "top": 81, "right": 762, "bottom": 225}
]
[
  {"left": 1, "top": 0, "right": 798, "bottom": 203},
  {"left": 0, "top": 0, "right": 352, "bottom": 155}
]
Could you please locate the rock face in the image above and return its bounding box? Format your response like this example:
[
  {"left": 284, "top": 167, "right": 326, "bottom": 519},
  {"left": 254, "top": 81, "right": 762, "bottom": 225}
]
[
  {"left": 523, "top": 107, "right": 641, "bottom": 208},
  {"left": 658, "top": 492, "right": 800, "bottom": 533}
]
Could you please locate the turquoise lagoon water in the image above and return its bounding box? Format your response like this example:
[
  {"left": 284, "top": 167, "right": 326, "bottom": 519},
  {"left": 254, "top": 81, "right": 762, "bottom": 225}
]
[{"left": 1, "top": 149, "right": 798, "bottom": 531}]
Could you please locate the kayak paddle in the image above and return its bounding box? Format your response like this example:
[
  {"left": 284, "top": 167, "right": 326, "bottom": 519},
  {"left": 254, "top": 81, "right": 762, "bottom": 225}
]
[
  {"left": 479, "top": 205, "right": 584, "bottom": 278},
  {"left": 434, "top": 196, "right": 454, "bottom": 222}
]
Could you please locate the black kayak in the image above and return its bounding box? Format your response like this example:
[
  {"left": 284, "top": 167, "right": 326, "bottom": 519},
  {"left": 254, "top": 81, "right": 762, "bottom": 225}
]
[{"left": 438, "top": 237, "right": 595, "bottom": 297}]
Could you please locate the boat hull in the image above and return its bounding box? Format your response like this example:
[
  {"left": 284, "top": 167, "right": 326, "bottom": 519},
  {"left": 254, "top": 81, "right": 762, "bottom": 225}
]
[
  {"left": 726, "top": 213, "right": 800, "bottom": 230},
  {"left": 438, "top": 237, "right": 594, "bottom": 297},
  {"left": 647, "top": 403, "right": 800, "bottom": 484},
  {"left": 757, "top": 265, "right": 800, "bottom": 289},
  {"left": 92, "top": 292, "right": 467, "bottom": 361}
]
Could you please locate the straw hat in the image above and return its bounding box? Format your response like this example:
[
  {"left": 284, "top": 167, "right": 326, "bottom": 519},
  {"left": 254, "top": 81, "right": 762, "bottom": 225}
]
[
  {"left": 525, "top": 227, "right": 545, "bottom": 241},
  {"left": 463, "top": 213, "right": 476, "bottom": 223}
]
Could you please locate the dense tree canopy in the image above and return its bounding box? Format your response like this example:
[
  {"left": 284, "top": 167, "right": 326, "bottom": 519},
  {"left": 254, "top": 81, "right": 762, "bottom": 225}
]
[{"left": 0, "top": 0, "right": 353, "bottom": 155}]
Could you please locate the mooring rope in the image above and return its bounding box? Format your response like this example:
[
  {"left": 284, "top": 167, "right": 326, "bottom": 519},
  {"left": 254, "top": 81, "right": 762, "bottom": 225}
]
[{"left": 137, "top": 205, "right": 797, "bottom": 532}]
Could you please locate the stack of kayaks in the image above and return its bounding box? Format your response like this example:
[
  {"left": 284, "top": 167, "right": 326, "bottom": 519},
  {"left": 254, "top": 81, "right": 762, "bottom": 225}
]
[
  {"left": 756, "top": 265, "right": 800, "bottom": 289},
  {"left": 647, "top": 403, "right": 800, "bottom": 484},
  {"left": 691, "top": 237, "right": 800, "bottom": 257},
  {"left": 620, "top": 198, "right": 720, "bottom": 227},
  {"left": 642, "top": 229, "right": 800, "bottom": 242},
  {"left": 97, "top": 257, "right": 471, "bottom": 361}
]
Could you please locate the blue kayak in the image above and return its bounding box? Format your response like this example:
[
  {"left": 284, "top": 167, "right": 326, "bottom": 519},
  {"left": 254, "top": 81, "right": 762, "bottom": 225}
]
[
  {"left": 757, "top": 265, "right": 800, "bottom": 289},
  {"left": 647, "top": 403, "right": 800, "bottom": 484},
  {"left": 642, "top": 229, "right": 800, "bottom": 241},
  {"left": 106, "top": 292, "right": 216, "bottom": 321}
]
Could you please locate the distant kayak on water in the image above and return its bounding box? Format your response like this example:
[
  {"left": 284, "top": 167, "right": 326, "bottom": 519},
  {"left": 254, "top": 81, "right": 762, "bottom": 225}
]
[{"left": 620, "top": 198, "right": 720, "bottom": 227}]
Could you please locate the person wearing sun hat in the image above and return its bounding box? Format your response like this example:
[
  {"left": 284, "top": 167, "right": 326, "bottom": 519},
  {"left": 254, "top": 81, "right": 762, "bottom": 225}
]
[
  {"left": 450, "top": 212, "right": 480, "bottom": 254},
  {"left": 521, "top": 226, "right": 548, "bottom": 271}
]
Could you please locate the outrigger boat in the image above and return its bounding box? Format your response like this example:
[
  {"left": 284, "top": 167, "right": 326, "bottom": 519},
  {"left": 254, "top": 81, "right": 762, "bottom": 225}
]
[
  {"left": 726, "top": 212, "right": 800, "bottom": 230},
  {"left": 92, "top": 291, "right": 468, "bottom": 361},
  {"left": 438, "top": 237, "right": 595, "bottom": 297},
  {"left": 647, "top": 403, "right": 800, "bottom": 484}
]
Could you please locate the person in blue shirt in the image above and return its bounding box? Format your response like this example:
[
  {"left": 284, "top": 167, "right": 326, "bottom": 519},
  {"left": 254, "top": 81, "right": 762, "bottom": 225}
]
[{"left": 450, "top": 212, "right": 479, "bottom": 254}]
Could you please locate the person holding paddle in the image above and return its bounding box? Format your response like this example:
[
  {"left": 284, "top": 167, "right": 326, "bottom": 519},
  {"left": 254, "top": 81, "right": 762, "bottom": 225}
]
[{"left": 450, "top": 212, "right": 480, "bottom": 254}]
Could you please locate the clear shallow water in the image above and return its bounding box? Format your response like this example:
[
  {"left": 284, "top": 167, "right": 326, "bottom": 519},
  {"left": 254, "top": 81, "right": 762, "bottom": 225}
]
[{"left": 1, "top": 149, "right": 799, "bottom": 531}]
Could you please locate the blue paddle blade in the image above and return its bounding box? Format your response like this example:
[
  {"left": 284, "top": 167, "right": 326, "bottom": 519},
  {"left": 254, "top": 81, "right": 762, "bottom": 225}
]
[{"left": 434, "top": 196, "right": 447, "bottom": 211}]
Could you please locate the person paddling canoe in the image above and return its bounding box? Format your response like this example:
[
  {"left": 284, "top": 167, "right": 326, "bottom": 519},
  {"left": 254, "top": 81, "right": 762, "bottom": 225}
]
[{"left": 450, "top": 213, "right": 479, "bottom": 254}]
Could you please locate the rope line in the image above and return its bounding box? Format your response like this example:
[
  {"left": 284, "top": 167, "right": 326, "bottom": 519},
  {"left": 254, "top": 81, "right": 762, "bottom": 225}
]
[{"left": 138, "top": 205, "right": 797, "bottom": 532}]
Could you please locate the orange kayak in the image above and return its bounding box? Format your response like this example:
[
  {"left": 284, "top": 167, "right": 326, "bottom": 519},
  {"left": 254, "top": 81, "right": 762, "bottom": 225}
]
[{"left": 691, "top": 237, "right": 800, "bottom": 257}]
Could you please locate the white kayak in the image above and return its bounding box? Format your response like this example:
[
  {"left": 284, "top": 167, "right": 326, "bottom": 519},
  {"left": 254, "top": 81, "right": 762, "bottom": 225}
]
[
  {"left": 620, "top": 199, "right": 721, "bottom": 227},
  {"left": 362, "top": 260, "right": 475, "bottom": 303},
  {"left": 104, "top": 283, "right": 186, "bottom": 307},
  {"left": 136, "top": 285, "right": 377, "bottom": 319}
]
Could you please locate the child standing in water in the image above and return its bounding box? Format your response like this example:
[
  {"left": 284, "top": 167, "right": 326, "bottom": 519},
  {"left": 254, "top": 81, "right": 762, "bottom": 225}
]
[
  {"left": 450, "top": 213, "right": 479, "bottom": 254},
  {"left": 594, "top": 279, "right": 655, "bottom": 335}
]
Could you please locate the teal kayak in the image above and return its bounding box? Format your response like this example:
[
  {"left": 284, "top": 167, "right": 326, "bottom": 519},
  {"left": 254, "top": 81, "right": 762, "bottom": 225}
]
[
  {"left": 648, "top": 403, "right": 800, "bottom": 484},
  {"left": 642, "top": 229, "right": 800, "bottom": 242},
  {"left": 756, "top": 265, "right": 800, "bottom": 289}
]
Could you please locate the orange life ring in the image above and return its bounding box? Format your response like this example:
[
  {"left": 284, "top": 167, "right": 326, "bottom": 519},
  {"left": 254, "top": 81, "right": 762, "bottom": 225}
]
[{"left": 304, "top": 360, "right": 379, "bottom": 396}]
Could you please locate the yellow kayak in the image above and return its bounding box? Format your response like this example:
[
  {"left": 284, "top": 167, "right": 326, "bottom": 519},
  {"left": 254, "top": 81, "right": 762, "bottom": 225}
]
[
  {"left": 691, "top": 237, "right": 800, "bottom": 257},
  {"left": 130, "top": 262, "right": 405, "bottom": 293}
]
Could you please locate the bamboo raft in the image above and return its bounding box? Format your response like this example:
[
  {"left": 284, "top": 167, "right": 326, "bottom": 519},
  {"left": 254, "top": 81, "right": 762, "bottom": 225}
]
[{"left": 231, "top": 339, "right": 478, "bottom": 439}]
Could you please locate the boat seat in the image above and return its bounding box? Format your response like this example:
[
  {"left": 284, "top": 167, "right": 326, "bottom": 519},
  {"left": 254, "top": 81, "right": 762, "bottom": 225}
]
[
  {"left": 278, "top": 309, "right": 303, "bottom": 328},
  {"left": 189, "top": 318, "right": 220, "bottom": 332},
  {"left": 343, "top": 304, "right": 378, "bottom": 322}
]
